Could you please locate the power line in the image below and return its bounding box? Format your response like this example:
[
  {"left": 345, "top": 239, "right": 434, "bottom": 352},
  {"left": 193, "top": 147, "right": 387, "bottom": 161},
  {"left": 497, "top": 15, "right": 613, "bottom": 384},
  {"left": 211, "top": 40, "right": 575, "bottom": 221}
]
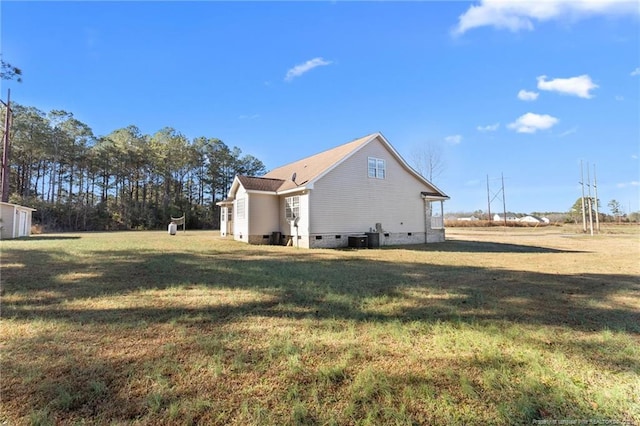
[{"left": 486, "top": 173, "right": 507, "bottom": 225}]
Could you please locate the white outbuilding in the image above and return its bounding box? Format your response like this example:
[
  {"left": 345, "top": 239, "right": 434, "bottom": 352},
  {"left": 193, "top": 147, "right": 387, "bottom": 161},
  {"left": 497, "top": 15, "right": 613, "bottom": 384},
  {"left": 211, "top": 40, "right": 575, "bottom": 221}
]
[{"left": 0, "top": 202, "right": 36, "bottom": 239}]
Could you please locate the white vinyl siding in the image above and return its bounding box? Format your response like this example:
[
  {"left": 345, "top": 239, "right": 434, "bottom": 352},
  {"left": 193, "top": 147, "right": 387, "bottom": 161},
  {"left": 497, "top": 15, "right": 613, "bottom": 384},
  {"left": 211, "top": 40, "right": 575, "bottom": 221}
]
[
  {"left": 0, "top": 203, "right": 35, "bottom": 239},
  {"left": 233, "top": 190, "right": 280, "bottom": 242},
  {"left": 248, "top": 193, "right": 280, "bottom": 235},
  {"left": 310, "top": 137, "right": 427, "bottom": 234},
  {"left": 233, "top": 189, "right": 249, "bottom": 241},
  {"left": 278, "top": 192, "right": 310, "bottom": 248}
]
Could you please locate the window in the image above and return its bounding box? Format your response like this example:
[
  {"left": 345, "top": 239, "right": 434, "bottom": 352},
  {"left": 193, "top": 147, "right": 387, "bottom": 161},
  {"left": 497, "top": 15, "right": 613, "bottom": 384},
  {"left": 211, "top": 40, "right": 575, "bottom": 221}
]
[
  {"left": 368, "top": 157, "right": 386, "bottom": 179},
  {"left": 236, "top": 198, "right": 245, "bottom": 219},
  {"left": 222, "top": 207, "right": 233, "bottom": 221},
  {"left": 285, "top": 196, "right": 300, "bottom": 220}
]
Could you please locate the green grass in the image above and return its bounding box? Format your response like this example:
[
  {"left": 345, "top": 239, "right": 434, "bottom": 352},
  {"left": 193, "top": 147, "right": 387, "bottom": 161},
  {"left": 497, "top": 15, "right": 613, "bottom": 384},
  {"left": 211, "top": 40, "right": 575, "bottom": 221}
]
[{"left": 1, "top": 228, "right": 639, "bottom": 425}]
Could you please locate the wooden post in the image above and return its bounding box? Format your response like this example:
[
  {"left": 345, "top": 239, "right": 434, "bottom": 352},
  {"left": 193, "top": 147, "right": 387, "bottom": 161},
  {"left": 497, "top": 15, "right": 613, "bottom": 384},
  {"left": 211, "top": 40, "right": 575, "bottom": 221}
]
[
  {"left": 486, "top": 174, "right": 491, "bottom": 222},
  {"left": 502, "top": 173, "right": 507, "bottom": 227},
  {"left": 593, "top": 164, "right": 600, "bottom": 232},
  {"left": 580, "top": 161, "right": 587, "bottom": 232}
]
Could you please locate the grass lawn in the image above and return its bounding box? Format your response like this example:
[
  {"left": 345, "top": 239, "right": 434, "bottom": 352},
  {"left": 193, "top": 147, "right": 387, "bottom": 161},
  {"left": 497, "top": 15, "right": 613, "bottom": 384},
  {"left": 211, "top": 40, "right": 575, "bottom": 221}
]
[{"left": 1, "top": 226, "right": 639, "bottom": 425}]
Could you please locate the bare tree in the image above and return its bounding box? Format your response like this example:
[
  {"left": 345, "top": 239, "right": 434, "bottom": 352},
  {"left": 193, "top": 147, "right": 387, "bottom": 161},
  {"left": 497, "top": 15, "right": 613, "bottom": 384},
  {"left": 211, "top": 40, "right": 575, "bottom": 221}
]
[{"left": 410, "top": 141, "right": 445, "bottom": 183}]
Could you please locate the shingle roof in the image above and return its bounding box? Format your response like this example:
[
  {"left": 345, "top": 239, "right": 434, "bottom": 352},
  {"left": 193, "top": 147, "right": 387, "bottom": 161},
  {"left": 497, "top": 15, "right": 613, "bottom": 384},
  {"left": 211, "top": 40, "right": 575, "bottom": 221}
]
[
  {"left": 263, "top": 133, "right": 375, "bottom": 192},
  {"left": 237, "top": 175, "right": 285, "bottom": 192},
  {"left": 228, "top": 132, "right": 448, "bottom": 199}
]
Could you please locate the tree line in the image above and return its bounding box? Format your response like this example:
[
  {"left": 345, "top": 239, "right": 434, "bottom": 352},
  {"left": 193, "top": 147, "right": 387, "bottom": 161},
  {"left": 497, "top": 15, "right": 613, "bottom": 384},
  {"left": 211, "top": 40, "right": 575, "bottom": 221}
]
[{"left": 1, "top": 103, "right": 266, "bottom": 231}]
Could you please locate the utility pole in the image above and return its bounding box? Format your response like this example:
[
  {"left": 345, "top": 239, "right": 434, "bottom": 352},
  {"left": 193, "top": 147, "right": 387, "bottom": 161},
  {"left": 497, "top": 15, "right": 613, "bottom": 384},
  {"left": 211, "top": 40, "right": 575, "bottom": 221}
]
[
  {"left": 579, "top": 161, "right": 587, "bottom": 232},
  {"left": 1, "top": 89, "right": 11, "bottom": 203},
  {"left": 487, "top": 173, "right": 507, "bottom": 225},
  {"left": 502, "top": 173, "right": 507, "bottom": 227},
  {"left": 587, "top": 162, "right": 594, "bottom": 236},
  {"left": 486, "top": 174, "right": 491, "bottom": 222},
  {"left": 593, "top": 164, "right": 600, "bottom": 232}
]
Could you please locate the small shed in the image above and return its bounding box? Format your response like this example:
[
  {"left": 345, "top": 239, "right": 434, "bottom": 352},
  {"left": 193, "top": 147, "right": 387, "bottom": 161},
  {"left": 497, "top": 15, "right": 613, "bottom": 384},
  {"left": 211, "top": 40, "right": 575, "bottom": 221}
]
[{"left": 0, "top": 202, "right": 37, "bottom": 239}]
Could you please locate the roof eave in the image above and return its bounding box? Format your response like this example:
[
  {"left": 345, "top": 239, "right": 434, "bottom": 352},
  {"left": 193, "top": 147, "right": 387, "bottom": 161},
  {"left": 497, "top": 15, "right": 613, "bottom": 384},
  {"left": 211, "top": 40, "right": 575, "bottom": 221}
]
[
  {"left": 245, "top": 189, "right": 279, "bottom": 195},
  {"left": 421, "top": 192, "right": 450, "bottom": 201},
  {"left": 277, "top": 183, "right": 313, "bottom": 196}
]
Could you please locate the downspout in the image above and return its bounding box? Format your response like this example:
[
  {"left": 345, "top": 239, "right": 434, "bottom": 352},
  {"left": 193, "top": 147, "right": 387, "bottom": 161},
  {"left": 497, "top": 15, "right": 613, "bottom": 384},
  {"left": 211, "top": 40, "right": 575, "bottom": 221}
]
[
  {"left": 424, "top": 198, "right": 429, "bottom": 244},
  {"left": 441, "top": 200, "right": 445, "bottom": 241}
]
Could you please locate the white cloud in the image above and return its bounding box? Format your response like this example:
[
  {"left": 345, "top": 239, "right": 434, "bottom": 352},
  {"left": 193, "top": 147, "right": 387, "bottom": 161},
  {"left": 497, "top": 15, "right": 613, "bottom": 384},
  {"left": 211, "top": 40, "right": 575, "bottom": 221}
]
[
  {"left": 477, "top": 123, "right": 500, "bottom": 132},
  {"left": 285, "top": 57, "right": 332, "bottom": 82},
  {"left": 615, "top": 95, "right": 624, "bottom": 101},
  {"left": 557, "top": 126, "right": 578, "bottom": 137},
  {"left": 617, "top": 181, "right": 640, "bottom": 188},
  {"left": 453, "top": 0, "right": 639, "bottom": 35},
  {"left": 445, "top": 134, "right": 463, "bottom": 144},
  {"left": 518, "top": 89, "right": 539, "bottom": 101},
  {"left": 508, "top": 112, "right": 559, "bottom": 133},
  {"left": 238, "top": 114, "right": 260, "bottom": 120},
  {"left": 632, "top": 154, "right": 638, "bottom": 160},
  {"left": 537, "top": 74, "right": 598, "bottom": 98},
  {"left": 631, "top": 67, "right": 640, "bottom": 77}
]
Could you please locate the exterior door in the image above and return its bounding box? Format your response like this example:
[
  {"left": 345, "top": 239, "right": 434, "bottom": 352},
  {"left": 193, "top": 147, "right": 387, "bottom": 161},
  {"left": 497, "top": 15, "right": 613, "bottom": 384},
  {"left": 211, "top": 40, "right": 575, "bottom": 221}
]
[
  {"left": 18, "top": 210, "right": 27, "bottom": 237},
  {"left": 226, "top": 206, "right": 233, "bottom": 236}
]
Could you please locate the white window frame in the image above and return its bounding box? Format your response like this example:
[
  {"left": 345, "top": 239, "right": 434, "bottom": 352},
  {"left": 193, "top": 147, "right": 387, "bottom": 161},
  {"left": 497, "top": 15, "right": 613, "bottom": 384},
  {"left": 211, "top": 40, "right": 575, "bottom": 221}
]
[
  {"left": 285, "top": 196, "right": 300, "bottom": 220},
  {"left": 368, "top": 157, "right": 386, "bottom": 179}
]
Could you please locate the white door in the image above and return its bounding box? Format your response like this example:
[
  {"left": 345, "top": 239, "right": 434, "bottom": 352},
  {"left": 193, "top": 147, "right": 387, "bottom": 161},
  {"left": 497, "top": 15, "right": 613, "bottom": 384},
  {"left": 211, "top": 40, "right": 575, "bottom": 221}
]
[
  {"left": 18, "top": 211, "right": 28, "bottom": 237},
  {"left": 227, "top": 207, "right": 233, "bottom": 236}
]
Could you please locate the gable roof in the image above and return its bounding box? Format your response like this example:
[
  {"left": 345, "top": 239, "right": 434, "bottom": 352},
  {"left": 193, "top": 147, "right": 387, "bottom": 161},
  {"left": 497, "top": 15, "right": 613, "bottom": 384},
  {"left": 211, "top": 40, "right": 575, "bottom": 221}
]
[
  {"left": 237, "top": 175, "right": 285, "bottom": 192},
  {"left": 263, "top": 133, "right": 374, "bottom": 193},
  {"left": 226, "top": 132, "right": 449, "bottom": 199}
]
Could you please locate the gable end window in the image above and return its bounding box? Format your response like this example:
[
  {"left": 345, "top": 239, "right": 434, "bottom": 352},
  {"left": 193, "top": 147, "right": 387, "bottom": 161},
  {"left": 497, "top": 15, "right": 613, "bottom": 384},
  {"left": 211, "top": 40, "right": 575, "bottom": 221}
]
[
  {"left": 368, "top": 157, "right": 386, "bottom": 179},
  {"left": 285, "top": 196, "right": 300, "bottom": 220}
]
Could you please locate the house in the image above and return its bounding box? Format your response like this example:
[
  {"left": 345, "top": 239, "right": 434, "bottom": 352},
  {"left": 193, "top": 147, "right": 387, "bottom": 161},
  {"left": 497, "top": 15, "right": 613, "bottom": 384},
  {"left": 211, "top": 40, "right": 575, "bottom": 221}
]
[
  {"left": 217, "top": 132, "right": 449, "bottom": 248},
  {"left": 457, "top": 216, "right": 480, "bottom": 221},
  {"left": 0, "top": 202, "right": 36, "bottom": 239},
  {"left": 493, "top": 213, "right": 518, "bottom": 222},
  {"left": 519, "top": 215, "right": 550, "bottom": 224}
]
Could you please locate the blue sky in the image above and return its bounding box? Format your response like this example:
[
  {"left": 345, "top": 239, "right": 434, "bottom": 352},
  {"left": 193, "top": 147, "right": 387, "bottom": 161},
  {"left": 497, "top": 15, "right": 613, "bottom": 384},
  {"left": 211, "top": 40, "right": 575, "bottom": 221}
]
[{"left": 2, "top": 1, "right": 639, "bottom": 214}]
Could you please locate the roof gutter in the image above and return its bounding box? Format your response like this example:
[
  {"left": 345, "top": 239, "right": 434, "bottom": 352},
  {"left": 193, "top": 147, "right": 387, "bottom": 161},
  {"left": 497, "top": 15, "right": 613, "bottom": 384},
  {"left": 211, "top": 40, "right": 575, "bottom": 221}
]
[{"left": 277, "top": 183, "right": 314, "bottom": 196}]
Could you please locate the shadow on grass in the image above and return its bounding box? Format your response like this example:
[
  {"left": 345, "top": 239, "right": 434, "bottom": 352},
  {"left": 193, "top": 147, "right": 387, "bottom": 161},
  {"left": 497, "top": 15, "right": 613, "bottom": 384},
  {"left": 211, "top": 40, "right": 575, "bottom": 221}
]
[
  {"left": 11, "top": 235, "right": 82, "bottom": 241},
  {"left": 397, "top": 240, "right": 587, "bottom": 253},
  {"left": 2, "top": 244, "right": 638, "bottom": 334},
  {"left": 2, "top": 239, "right": 638, "bottom": 425}
]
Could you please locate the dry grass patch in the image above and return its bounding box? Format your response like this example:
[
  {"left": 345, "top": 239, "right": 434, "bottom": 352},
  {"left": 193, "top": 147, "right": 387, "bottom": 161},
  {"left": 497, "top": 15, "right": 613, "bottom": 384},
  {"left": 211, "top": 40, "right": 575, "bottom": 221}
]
[{"left": 1, "top": 227, "right": 638, "bottom": 425}]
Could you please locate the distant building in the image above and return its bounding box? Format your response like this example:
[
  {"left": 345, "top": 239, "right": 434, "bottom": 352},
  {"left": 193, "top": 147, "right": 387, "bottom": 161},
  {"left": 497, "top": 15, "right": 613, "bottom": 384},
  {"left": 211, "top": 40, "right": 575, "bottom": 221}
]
[
  {"left": 519, "top": 215, "right": 550, "bottom": 224},
  {"left": 457, "top": 216, "right": 480, "bottom": 221},
  {"left": 493, "top": 213, "right": 518, "bottom": 222},
  {"left": 0, "top": 202, "right": 36, "bottom": 239}
]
